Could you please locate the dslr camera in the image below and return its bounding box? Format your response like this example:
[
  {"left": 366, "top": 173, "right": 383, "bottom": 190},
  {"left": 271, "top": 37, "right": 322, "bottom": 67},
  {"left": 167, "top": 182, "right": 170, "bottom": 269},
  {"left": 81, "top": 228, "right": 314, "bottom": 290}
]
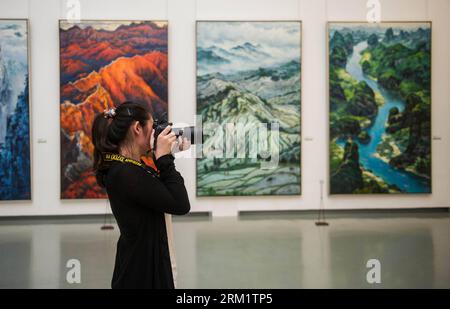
[{"left": 152, "top": 114, "right": 202, "bottom": 150}]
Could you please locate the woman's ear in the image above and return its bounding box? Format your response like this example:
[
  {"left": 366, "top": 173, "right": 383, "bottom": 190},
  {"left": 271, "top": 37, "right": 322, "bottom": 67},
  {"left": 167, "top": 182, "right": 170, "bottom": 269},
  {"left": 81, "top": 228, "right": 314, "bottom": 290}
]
[{"left": 132, "top": 121, "right": 141, "bottom": 136}]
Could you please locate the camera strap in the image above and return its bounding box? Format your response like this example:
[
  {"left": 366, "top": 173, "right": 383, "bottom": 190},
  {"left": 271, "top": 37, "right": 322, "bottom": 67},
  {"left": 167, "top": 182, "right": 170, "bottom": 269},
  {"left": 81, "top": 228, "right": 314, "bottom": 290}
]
[{"left": 103, "top": 153, "right": 160, "bottom": 178}]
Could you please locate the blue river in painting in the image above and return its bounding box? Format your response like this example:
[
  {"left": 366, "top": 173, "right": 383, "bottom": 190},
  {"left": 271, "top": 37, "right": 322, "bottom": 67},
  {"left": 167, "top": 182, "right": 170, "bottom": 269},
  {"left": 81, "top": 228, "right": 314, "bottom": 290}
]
[{"left": 337, "top": 41, "right": 430, "bottom": 193}]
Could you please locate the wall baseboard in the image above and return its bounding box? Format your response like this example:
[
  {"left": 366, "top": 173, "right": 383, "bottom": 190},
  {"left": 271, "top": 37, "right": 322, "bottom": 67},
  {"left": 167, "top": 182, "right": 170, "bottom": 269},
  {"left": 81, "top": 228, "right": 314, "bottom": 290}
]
[{"left": 0, "top": 208, "right": 448, "bottom": 224}]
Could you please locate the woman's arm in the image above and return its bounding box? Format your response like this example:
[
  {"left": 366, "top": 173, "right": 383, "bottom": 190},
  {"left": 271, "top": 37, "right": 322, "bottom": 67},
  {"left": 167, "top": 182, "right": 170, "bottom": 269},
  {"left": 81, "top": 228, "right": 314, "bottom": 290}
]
[
  {"left": 154, "top": 154, "right": 191, "bottom": 215},
  {"left": 113, "top": 156, "right": 190, "bottom": 215}
]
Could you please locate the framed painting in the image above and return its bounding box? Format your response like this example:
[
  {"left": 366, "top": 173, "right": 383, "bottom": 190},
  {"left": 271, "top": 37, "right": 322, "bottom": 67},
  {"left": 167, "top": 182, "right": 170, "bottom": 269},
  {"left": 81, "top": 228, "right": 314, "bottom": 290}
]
[
  {"left": 328, "top": 22, "right": 432, "bottom": 194},
  {"left": 196, "top": 21, "right": 302, "bottom": 196},
  {"left": 0, "top": 19, "right": 31, "bottom": 201},
  {"left": 59, "top": 20, "right": 168, "bottom": 199}
]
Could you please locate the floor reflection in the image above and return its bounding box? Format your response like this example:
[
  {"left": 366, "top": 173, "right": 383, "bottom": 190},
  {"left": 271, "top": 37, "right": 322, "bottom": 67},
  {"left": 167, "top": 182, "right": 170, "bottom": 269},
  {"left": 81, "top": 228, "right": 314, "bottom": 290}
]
[
  {"left": 195, "top": 221, "right": 303, "bottom": 288},
  {"left": 0, "top": 210, "right": 448, "bottom": 288},
  {"left": 0, "top": 231, "right": 31, "bottom": 288},
  {"left": 330, "top": 229, "right": 434, "bottom": 288}
]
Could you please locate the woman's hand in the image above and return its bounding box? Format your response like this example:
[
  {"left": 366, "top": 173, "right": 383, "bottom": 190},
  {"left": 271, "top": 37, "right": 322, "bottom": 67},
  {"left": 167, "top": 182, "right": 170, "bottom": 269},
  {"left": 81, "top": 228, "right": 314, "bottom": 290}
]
[
  {"left": 172, "top": 136, "right": 191, "bottom": 154},
  {"left": 154, "top": 126, "right": 177, "bottom": 160}
]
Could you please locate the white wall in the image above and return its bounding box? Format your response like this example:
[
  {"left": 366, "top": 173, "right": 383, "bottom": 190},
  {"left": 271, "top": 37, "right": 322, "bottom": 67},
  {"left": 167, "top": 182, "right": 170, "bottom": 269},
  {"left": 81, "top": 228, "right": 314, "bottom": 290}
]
[{"left": 0, "top": 0, "right": 449, "bottom": 217}]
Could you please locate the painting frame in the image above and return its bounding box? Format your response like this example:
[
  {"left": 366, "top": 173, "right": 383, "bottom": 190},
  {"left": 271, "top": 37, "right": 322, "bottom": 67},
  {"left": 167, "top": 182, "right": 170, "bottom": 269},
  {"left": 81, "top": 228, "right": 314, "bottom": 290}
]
[
  {"left": 327, "top": 21, "right": 433, "bottom": 195},
  {"left": 195, "top": 20, "right": 303, "bottom": 197},
  {"left": 58, "top": 19, "right": 169, "bottom": 200},
  {"left": 0, "top": 18, "right": 32, "bottom": 202}
]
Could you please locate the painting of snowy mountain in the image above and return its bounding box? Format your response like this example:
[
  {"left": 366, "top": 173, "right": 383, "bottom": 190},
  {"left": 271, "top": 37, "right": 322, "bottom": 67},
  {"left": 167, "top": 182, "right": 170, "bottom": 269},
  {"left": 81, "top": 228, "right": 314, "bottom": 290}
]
[
  {"left": 196, "top": 21, "right": 301, "bottom": 196},
  {"left": 0, "top": 19, "right": 31, "bottom": 201}
]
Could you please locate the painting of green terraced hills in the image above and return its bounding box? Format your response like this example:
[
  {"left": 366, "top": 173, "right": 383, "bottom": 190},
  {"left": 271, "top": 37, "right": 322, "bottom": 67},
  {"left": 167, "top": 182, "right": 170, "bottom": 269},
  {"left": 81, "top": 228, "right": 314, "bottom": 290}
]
[
  {"left": 328, "top": 22, "right": 431, "bottom": 194},
  {"left": 196, "top": 21, "right": 301, "bottom": 196}
]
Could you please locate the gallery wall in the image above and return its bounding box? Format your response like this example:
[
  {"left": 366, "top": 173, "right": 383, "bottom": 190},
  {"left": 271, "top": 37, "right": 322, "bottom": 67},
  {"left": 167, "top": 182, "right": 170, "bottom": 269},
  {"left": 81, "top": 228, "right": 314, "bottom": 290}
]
[{"left": 0, "top": 0, "right": 449, "bottom": 217}]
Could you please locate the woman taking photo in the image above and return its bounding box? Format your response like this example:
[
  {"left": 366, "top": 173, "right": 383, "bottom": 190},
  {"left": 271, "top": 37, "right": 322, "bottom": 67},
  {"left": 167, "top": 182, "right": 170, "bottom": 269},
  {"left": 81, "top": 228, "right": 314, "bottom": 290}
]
[{"left": 91, "top": 101, "right": 190, "bottom": 289}]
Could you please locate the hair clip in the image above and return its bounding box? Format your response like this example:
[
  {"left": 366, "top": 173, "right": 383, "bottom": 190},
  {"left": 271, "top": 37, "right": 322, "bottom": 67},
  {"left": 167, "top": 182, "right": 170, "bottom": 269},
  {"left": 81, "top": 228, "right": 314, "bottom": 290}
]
[{"left": 103, "top": 108, "right": 116, "bottom": 119}]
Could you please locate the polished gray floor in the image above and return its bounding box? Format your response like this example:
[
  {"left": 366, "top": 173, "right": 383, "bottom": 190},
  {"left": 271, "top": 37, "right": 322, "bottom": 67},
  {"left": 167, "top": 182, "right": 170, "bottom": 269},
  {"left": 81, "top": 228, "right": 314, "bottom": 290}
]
[{"left": 0, "top": 209, "right": 449, "bottom": 289}]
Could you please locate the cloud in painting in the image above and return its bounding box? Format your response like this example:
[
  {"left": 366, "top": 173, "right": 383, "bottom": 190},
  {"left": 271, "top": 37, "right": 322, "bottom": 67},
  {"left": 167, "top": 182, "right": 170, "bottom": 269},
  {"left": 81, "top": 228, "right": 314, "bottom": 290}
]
[
  {"left": 0, "top": 21, "right": 27, "bottom": 64},
  {"left": 197, "top": 21, "right": 301, "bottom": 75},
  {"left": 0, "top": 20, "right": 28, "bottom": 133}
]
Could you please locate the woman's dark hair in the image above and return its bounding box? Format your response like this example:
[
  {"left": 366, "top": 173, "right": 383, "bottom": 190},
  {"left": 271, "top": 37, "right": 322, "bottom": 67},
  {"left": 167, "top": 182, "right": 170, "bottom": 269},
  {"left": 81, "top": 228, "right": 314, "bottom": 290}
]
[{"left": 92, "top": 101, "right": 152, "bottom": 187}]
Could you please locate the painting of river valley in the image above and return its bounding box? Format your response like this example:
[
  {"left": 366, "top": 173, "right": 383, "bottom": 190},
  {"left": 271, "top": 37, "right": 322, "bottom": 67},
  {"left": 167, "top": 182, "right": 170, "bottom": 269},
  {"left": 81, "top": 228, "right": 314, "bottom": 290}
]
[{"left": 329, "top": 22, "right": 431, "bottom": 194}]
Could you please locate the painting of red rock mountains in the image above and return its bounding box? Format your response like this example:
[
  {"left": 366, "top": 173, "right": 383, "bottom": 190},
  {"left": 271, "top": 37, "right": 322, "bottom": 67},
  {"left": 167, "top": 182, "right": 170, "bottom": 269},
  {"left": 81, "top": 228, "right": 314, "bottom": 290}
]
[{"left": 59, "top": 20, "right": 168, "bottom": 199}]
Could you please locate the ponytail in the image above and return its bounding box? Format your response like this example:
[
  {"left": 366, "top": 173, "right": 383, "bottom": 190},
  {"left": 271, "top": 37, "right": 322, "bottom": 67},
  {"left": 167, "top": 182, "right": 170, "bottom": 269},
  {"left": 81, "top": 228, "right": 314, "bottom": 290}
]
[{"left": 92, "top": 101, "right": 152, "bottom": 187}]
